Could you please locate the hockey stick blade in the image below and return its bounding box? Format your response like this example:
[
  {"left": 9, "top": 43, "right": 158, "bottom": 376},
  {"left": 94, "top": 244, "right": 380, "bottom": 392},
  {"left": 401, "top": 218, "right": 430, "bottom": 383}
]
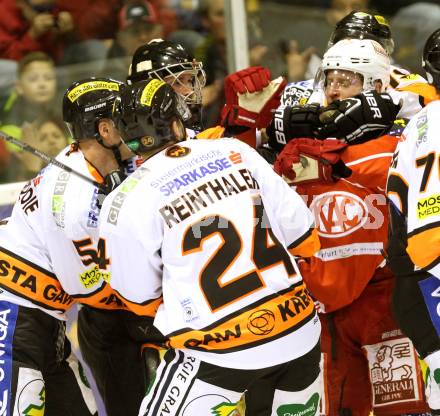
[{"left": 0, "top": 132, "right": 100, "bottom": 187}]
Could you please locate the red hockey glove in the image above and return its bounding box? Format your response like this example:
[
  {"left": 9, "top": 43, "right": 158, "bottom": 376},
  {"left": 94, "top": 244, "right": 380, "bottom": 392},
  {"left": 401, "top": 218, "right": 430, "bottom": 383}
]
[
  {"left": 274, "top": 138, "right": 351, "bottom": 185},
  {"left": 221, "top": 66, "right": 286, "bottom": 129}
]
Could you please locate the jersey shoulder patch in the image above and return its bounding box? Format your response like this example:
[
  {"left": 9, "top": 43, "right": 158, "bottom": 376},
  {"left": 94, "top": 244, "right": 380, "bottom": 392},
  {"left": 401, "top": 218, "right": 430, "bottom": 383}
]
[{"left": 281, "top": 81, "right": 314, "bottom": 107}]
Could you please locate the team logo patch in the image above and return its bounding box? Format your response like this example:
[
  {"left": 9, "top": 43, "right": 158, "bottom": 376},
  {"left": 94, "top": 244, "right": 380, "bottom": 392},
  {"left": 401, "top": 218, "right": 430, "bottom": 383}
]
[
  {"left": 166, "top": 145, "right": 191, "bottom": 158},
  {"left": 247, "top": 309, "right": 275, "bottom": 336},
  {"left": 365, "top": 338, "right": 422, "bottom": 406},
  {"left": 309, "top": 191, "right": 369, "bottom": 238},
  {"left": 140, "top": 136, "right": 155, "bottom": 147},
  {"left": 181, "top": 298, "right": 200, "bottom": 323},
  {"left": 276, "top": 392, "right": 320, "bottom": 416}
]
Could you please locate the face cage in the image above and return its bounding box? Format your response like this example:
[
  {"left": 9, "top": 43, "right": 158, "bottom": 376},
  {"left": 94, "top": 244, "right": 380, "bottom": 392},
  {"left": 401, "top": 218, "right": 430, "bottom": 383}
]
[{"left": 148, "top": 61, "right": 206, "bottom": 106}]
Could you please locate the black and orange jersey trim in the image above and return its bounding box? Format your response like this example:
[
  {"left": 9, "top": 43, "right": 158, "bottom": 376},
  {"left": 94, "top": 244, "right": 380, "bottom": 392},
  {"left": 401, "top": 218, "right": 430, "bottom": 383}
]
[
  {"left": 407, "top": 221, "right": 440, "bottom": 270},
  {"left": 70, "top": 282, "right": 131, "bottom": 311},
  {"left": 0, "top": 246, "right": 75, "bottom": 312},
  {"left": 111, "top": 287, "right": 162, "bottom": 318},
  {"left": 397, "top": 82, "right": 440, "bottom": 106},
  {"left": 288, "top": 227, "right": 320, "bottom": 258},
  {"left": 167, "top": 281, "right": 316, "bottom": 353}
]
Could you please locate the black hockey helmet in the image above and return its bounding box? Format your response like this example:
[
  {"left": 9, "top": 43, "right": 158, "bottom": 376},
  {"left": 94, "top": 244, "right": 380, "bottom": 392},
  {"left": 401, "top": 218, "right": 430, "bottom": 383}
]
[
  {"left": 423, "top": 28, "right": 440, "bottom": 91},
  {"left": 113, "top": 78, "right": 186, "bottom": 156},
  {"left": 127, "top": 39, "right": 205, "bottom": 109},
  {"left": 329, "top": 11, "right": 394, "bottom": 55},
  {"left": 128, "top": 39, "right": 192, "bottom": 82},
  {"left": 63, "top": 77, "right": 124, "bottom": 140}
]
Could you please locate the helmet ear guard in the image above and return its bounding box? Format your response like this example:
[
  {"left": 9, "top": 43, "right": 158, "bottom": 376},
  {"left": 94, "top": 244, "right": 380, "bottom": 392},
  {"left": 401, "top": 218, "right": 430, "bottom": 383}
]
[
  {"left": 423, "top": 28, "right": 440, "bottom": 91},
  {"left": 113, "top": 78, "right": 186, "bottom": 156}
]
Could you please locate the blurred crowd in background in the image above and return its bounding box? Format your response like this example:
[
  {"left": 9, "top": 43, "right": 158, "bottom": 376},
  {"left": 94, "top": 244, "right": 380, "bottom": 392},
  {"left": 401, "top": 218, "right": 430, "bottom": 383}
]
[{"left": 0, "top": 0, "right": 439, "bottom": 184}]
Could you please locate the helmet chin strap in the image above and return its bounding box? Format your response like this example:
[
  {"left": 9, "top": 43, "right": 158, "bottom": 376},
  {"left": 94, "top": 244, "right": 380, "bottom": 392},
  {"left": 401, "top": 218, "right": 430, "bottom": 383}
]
[{"left": 95, "top": 138, "right": 128, "bottom": 195}]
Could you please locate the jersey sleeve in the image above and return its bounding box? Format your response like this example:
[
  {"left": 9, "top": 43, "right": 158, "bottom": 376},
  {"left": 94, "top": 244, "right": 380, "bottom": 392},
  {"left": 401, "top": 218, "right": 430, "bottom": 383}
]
[
  {"left": 342, "top": 135, "right": 398, "bottom": 191},
  {"left": 99, "top": 182, "right": 163, "bottom": 316},
  {"left": 237, "top": 140, "right": 320, "bottom": 257},
  {"left": 397, "top": 105, "right": 440, "bottom": 278}
]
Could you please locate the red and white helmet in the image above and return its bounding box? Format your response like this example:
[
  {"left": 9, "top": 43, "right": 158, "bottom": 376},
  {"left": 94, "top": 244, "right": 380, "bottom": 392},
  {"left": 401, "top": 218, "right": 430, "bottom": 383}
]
[{"left": 319, "top": 38, "right": 390, "bottom": 91}]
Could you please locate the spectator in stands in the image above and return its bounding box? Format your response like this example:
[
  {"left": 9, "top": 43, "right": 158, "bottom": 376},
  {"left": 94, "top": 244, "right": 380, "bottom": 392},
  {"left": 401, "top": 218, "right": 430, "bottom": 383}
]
[
  {"left": 0, "top": 113, "right": 69, "bottom": 184},
  {"left": 57, "top": 0, "right": 121, "bottom": 41},
  {"left": 196, "top": 0, "right": 268, "bottom": 128},
  {"left": 0, "top": 121, "right": 42, "bottom": 183},
  {"left": 0, "top": 0, "right": 76, "bottom": 63},
  {"left": 0, "top": 140, "right": 10, "bottom": 181},
  {"left": 391, "top": 2, "right": 440, "bottom": 74},
  {"left": 282, "top": 0, "right": 371, "bottom": 81},
  {"left": 195, "top": 0, "right": 228, "bottom": 125},
  {"left": 36, "top": 113, "right": 70, "bottom": 157},
  {"left": 149, "top": 0, "right": 178, "bottom": 38},
  {"left": 0, "top": 52, "right": 58, "bottom": 141},
  {"left": 102, "top": 0, "right": 163, "bottom": 81}
]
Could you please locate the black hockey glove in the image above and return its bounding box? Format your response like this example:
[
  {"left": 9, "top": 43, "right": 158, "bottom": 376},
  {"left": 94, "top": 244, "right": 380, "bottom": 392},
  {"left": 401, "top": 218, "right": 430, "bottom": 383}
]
[
  {"left": 317, "top": 91, "right": 401, "bottom": 144},
  {"left": 100, "top": 170, "right": 126, "bottom": 195},
  {"left": 256, "top": 145, "right": 279, "bottom": 165},
  {"left": 266, "top": 104, "right": 321, "bottom": 152}
]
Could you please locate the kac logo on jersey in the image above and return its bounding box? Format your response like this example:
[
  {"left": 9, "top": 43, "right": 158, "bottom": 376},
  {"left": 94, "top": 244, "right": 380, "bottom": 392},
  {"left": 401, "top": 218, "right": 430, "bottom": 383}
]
[
  {"left": 166, "top": 145, "right": 191, "bottom": 158},
  {"left": 310, "top": 191, "right": 368, "bottom": 238}
]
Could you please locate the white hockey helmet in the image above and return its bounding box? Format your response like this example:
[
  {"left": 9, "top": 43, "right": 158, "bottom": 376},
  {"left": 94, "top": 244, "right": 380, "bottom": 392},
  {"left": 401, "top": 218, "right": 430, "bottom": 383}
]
[{"left": 319, "top": 38, "right": 390, "bottom": 92}]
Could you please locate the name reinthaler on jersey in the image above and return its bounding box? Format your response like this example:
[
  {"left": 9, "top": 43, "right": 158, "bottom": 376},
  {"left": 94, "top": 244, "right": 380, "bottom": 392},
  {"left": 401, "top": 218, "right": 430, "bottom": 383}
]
[{"left": 159, "top": 168, "right": 260, "bottom": 228}]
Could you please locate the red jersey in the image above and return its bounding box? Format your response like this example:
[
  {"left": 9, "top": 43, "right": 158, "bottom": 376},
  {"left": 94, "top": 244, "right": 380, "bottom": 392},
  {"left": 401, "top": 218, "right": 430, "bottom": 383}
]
[{"left": 298, "top": 135, "right": 399, "bottom": 312}]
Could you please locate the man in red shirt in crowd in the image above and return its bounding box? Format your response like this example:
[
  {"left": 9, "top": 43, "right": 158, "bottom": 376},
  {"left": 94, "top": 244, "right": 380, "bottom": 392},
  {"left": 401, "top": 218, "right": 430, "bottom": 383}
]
[{"left": 0, "top": 0, "right": 75, "bottom": 62}]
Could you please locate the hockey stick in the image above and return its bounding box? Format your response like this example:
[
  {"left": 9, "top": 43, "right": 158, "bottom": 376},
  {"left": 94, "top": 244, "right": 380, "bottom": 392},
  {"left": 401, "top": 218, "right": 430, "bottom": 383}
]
[{"left": 0, "top": 132, "right": 101, "bottom": 187}]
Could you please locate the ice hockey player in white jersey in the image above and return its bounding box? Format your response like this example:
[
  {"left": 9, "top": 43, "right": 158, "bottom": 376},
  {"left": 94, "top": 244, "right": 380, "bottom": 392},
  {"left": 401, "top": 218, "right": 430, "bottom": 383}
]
[
  {"left": 0, "top": 77, "right": 144, "bottom": 416},
  {"left": 60, "top": 79, "right": 165, "bottom": 416},
  {"left": 99, "top": 77, "right": 322, "bottom": 416},
  {"left": 386, "top": 28, "right": 440, "bottom": 414}
]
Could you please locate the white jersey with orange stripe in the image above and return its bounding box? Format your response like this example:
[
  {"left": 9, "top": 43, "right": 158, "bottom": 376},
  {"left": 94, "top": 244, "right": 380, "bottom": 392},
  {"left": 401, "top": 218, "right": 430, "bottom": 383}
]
[
  {"left": 279, "top": 65, "right": 428, "bottom": 119},
  {"left": 387, "top": 100, "right": 440, "bottom": 277},
  {"left": 0, "top": 146, "right": 144, "bottom": 319},
  {"left": 99, "top": 138, "right": 321, "bottom": 370}
]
